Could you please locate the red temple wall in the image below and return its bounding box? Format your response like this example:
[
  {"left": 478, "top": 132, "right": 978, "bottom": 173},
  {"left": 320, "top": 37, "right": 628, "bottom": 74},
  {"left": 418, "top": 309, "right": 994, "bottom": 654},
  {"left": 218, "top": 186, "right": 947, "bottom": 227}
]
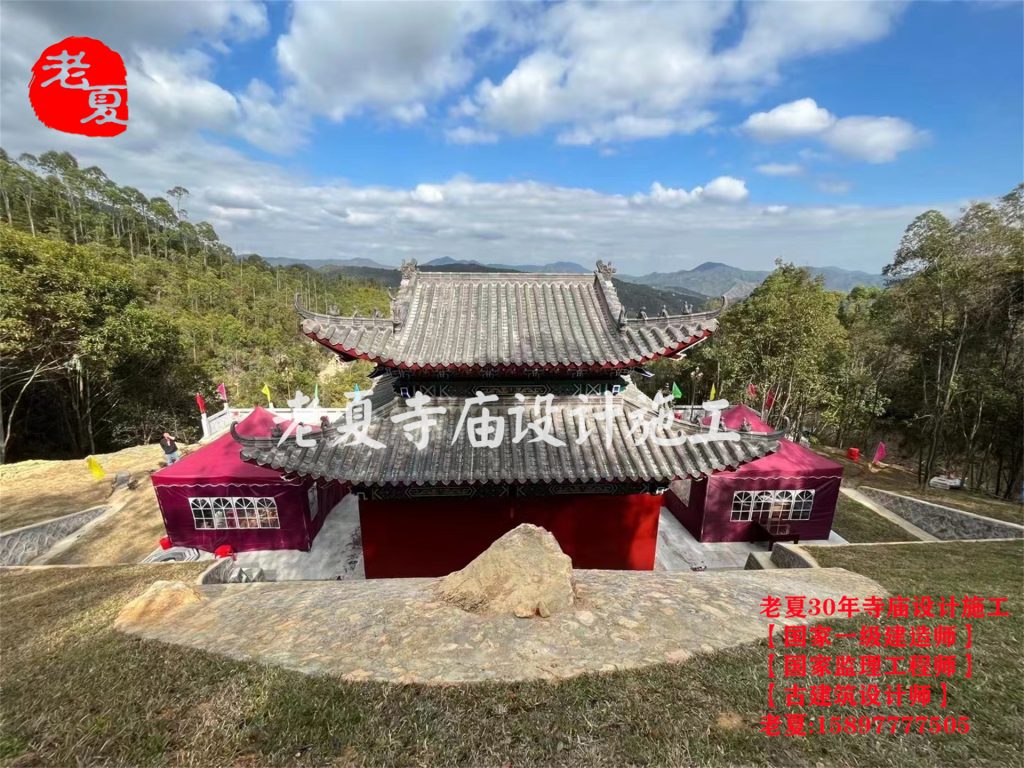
[
  {"left": 359, "top": 491, "right": 661, "bottom": 578},
  {"left": 664, "top": 477, "right": 708, "bottom": 540}
]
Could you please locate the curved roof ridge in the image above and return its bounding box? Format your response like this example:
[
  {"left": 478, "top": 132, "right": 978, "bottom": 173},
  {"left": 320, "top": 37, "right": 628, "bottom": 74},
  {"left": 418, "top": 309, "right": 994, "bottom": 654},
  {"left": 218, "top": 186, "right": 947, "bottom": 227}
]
[{"left": 299, "top": 260, "right": 719, "bottom": 370}]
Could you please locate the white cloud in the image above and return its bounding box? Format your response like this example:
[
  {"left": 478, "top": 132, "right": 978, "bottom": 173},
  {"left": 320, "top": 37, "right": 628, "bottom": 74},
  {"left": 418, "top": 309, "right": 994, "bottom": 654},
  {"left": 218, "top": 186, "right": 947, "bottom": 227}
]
[
  {"left": 390, "top": 103, "right": 428, "bottom": 125},
  {"left": 236, "top": 79, "right": 309, "bottom": 154},
  {"left": 557, "top": 113, "right": 716, "bottom": 146},
  {"left": 445, "top": 126, "right": 499, "bottom": 145},
  {"left": 0, "top": 0, "right": 958, "bottom": 279},
  {"left": 716, "top": 1, "right": 904, "bottom": 84},
  {"left": 756, "top": 163, "right": 804, "bottom": 177},
  {"left": 743, "top": 98, "right": 926, "bottom": 163},
  {"left": 631, "top": 176, "right": 749, "bottom": 206},
  {"left": 460, "top": 1, "right": 905, "bottom": 143},
  {"left": 703, "top": 176, "right": 751, "bottom": 203},
  {"left": 819, "top": 180, "right": 853, "bottom": 195},
  {"left": 0, "top": 0, "right": 914, "bottom": 157},
  {"left": 0, "top": 0, "right": 288, "bottom": 154},
  {"left": 823, "top": 115, "right": 927, "bottom": 163},
  {"left": 275, "top": 2, "right": 496, "bottom": 123},
  {"left": 411, "top": 184, "right": 445, "bottom": 204},
  {"left": 3, "top": 0, "right": 268, "bottom": 56},
  {"left": 0, "top": 98, "right": 957, "bottom": 274},
  {"left": 743, "top": 98, "right": 836, "bottom": 141},
  {"left": 129, "top": 48, "right": 241, "bottom": 137},
  {"left": 205, "top": 186, "right": 269, "bottom": 211}
]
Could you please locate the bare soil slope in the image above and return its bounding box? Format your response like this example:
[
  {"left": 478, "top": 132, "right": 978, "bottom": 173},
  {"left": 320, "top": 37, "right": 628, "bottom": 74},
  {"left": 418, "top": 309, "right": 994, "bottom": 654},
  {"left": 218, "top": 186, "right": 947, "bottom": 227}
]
[{"left": 1, "top": 443, "right": 180, "bottom": 564}]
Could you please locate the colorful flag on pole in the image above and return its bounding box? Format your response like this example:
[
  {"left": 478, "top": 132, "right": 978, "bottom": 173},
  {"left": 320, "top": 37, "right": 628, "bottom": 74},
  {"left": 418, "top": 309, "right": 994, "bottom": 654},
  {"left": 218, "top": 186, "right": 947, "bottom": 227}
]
[
  {"left": 873, "top": 441, "right": 887, "bottom": 465},
  {"left": 747, "top": 383, "right": 757, "bottom": 399},
  {"left": 195, "top": 392, "right": 206, "bottom": 414},
  {"left": 86, "top": 456, "right": 105, "bottom": 480},
  {"left": 765, "top": 389, "right": 776, "bottom": 409},
  {"left": 261, "top": 383, "right": 272, "bottom": 405},
  {"left": 216, "top": 383, "right": 228, "bottom": 402},
  {"left": 709, "top": 383, "right": 717, "bottom": 400},
  {"left": 313, "top": 381, "right": 320, "bottom": 403},
  {"left": 671, "top": 382, "right": 682, "bottom": 399}
]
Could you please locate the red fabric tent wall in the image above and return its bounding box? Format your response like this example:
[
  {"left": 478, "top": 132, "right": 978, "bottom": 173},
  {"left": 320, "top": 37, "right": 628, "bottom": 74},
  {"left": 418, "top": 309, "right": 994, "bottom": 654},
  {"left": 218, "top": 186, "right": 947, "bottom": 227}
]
[
  {"left": 152, "top": 407, "right": 334, "bottom": 552},
  {"left": 676, "top": 404, "right": 844, "bottom": 542}
]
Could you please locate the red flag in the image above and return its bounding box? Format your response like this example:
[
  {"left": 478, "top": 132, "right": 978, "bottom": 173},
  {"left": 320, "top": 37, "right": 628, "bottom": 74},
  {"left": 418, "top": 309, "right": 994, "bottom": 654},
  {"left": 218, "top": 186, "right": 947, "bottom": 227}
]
[
  {"left": 216, "top": 383, "right": 228, "bottom": 401},
  {"left": 747, "top": 383, "right": 757, "bottom": 399},
  {"left": 765, "top": 389, "right": 776, "bottom": 409},
  {"left": 195, "top": 392, "right": 206, "bottom": 414},
  {"left": 873, "top": 441, "right": 887, "bottom": 465}
]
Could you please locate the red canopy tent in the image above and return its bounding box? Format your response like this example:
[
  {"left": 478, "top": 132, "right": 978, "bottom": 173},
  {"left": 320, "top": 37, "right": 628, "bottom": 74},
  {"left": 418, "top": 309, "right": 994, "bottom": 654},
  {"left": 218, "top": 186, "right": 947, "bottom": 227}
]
[
  {"left": 669, "top": 404, "right": 844, "bottom": 542},
  {"left": 152, "top": 407, "right": 342, "bottom": 552}
]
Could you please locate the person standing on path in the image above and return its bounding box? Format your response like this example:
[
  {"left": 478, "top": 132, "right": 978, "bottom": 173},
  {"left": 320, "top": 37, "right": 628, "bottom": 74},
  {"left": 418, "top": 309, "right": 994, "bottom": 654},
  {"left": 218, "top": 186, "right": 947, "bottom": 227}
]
[{"left": 159, "top": 431, "right": 180, "bottom": 465}]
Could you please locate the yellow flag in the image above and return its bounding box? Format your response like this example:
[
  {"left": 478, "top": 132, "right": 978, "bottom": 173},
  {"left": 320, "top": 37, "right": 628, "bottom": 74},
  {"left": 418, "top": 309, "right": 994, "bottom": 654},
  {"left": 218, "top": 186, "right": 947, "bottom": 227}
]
[
  {"left": 261, "top": 383, "right": 272, "bottom": 403},
  {"left": 86, "top": 456, "right": 105, "bottom": 480},
  {"left": 710, "top": 383, "right": 717, "bottom": 400}
]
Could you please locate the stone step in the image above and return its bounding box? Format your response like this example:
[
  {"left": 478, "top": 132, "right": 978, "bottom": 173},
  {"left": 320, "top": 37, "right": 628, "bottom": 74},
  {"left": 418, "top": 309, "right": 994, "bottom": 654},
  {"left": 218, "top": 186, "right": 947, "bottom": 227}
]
[
  {"left": 744, "top": 551, "right": 777, "bottom": 570},
  {"left": 228, "top": 565, "right": 266, "bottom": 583}
]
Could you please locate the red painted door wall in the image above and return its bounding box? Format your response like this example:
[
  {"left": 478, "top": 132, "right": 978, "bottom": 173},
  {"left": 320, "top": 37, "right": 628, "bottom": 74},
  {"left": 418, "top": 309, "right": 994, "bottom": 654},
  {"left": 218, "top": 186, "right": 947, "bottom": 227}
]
[{"left": 359, "top": 491, "right": 661, "bottom": 578}]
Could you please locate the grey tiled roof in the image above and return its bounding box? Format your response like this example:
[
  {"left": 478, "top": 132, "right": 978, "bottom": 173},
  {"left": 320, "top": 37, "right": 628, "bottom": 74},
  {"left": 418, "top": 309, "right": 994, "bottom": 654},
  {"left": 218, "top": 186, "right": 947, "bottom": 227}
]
[
  {"left": 233, "top": 383, "right": 778, "bottom": 488},
  {"left": 298, "top": 262, "right": 718, "bottom": 371}
]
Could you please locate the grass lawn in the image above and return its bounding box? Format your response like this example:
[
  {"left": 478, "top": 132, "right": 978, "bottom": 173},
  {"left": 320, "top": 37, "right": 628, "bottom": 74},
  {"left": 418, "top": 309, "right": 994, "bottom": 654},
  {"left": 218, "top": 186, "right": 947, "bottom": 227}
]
[
  {"left": 821, "top": 447, "right": 1023, "bottom": 526},
  {"left": 2, "top": 541, "right": 1021, "bottom": 767},
  {"left": 831, "top": 494, "right": 918, "bottom": 543}
]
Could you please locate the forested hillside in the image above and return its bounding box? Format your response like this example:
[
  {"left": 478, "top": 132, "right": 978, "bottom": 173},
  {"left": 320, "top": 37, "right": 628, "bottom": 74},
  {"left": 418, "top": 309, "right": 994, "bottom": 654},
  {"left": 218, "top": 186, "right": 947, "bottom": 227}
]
[
  {"left": 642, "top": 184, "right": 1023, "bottom": 499},
  {"left": 0, "top": 150, "right": 388, "bottom": 462}
]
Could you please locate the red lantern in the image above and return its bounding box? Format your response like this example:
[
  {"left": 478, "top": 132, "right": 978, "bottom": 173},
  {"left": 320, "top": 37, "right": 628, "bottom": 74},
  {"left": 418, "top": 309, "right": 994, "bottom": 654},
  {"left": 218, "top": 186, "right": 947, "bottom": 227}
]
[
  {"left": 846, "top": 447, "right": 861, "bottom": 462},
  {"left": 214, "top": 544, "right": 235, "bottom": 559},
  {"left": 159, "top": 536, "right": 172, "bottom": 550}
]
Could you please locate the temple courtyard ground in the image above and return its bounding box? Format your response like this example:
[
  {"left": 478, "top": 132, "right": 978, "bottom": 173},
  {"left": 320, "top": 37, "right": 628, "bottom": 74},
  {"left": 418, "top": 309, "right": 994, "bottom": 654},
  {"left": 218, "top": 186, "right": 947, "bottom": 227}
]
[
  {"left": 115, "top": 568, "right": 886, "bottom": 684},
  {"left": 1, "top": 539, "right": 1020, "bottom": 767}
]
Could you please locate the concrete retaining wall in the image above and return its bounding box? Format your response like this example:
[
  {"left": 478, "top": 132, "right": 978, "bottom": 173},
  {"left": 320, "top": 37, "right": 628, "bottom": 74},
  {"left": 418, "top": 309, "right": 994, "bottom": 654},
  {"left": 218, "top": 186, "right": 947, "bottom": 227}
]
[
  {"left": 197, "top": 558, "right": 233, "bottom": 584},
  {"left": 858, "top": 487, "right": 1024, "bottom": 541},
  {"left": 0, "top": 507, "right": 107, "bottom": 566},
  {"left": 769, "top": 543, "right": 821, "bottom": 569}
]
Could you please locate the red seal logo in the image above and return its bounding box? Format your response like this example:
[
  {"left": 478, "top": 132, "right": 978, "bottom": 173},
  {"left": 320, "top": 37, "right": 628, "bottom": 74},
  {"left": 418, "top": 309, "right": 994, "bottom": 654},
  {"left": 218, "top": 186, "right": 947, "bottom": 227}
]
[{"left": 29, "top": 36, "right": 128, "bottom": 137}]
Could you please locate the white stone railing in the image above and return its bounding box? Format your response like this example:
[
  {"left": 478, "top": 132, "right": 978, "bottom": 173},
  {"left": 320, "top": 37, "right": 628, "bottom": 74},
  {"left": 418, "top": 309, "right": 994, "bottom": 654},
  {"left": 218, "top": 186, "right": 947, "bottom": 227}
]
[{"left": 203, "top": 406, "right": 349, "bottom": 441}]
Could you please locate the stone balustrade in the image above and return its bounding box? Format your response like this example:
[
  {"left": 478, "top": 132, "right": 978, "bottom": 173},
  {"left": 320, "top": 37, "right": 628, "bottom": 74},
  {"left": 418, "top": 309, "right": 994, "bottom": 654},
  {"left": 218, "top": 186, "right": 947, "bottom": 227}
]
[{"left": 0, "top": 506, "right": 107, "bottom": 566}]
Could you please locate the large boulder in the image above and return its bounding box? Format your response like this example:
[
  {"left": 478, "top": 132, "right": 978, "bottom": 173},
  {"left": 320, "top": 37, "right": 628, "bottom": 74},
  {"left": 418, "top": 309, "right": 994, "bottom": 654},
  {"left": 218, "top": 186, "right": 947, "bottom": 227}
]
[
  {"left": 436, "top": 524, "right": 576, "bottom": 618},
  {"left": 114, "top": 580, "right": 204, "bottom": 631}
]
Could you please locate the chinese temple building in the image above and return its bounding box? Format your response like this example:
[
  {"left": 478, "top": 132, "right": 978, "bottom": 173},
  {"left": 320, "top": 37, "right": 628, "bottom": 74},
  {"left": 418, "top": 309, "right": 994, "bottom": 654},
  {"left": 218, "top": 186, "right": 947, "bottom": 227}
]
[{"left": 225, "top": 260, "right": 789, "bottom": 577}]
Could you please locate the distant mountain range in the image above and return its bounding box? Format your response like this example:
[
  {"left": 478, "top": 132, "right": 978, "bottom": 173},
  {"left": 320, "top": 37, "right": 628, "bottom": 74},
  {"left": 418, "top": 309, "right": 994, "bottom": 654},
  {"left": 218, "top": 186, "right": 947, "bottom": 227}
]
[
  {"left": 267, "top": 256, "right": 884, "bottom": 299},
  {"left": 270, "top": 258, "right": 709, "bottom": 313},
  {"left": 267, "top": 256, "right": 591, "bottom": 273},
  {"left": 626, "top": 261, "right": 884, "bottom": 297},
  {"left": 421, "top": 256, "right": 591, "bottom": 273}
]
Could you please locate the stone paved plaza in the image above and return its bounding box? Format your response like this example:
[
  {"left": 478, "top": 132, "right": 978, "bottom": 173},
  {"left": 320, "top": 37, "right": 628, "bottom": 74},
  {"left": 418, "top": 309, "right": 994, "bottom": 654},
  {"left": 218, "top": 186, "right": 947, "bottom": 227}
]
[{"left": 119, "top": 568, "right": 886, "bottom": 684}]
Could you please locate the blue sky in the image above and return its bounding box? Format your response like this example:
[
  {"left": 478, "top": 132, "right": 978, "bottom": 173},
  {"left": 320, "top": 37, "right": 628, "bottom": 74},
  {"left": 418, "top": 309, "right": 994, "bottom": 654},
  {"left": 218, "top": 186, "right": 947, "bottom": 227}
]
[
  {"left": 215, "top": 1, "right": 1022, "bottom": 205},
  {"left": 1, "top": 1, "right": 1021, "bottom": 273}
]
